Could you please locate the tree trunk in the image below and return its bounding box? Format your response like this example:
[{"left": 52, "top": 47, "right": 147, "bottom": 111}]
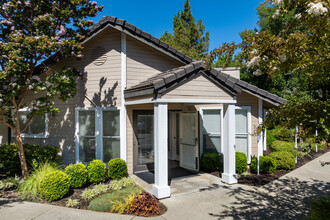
[{"left": 15, "top": 130, "right": 29, "bottom": 179}]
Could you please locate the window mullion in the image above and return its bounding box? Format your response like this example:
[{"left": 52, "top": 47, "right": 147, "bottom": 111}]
[{"left": 95, "top": 108, "right": 102, "bottom": 160}]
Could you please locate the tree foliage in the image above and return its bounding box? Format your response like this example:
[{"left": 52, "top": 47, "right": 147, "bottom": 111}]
[
  {"left": 160, "top": 0, "right": 209, "bottom": 60},
  {"left": 0, "top": 0, "right": 103, "bottom": 178},
  {"left": 207, "top": 0, "right": 329, "bottom": 141}
]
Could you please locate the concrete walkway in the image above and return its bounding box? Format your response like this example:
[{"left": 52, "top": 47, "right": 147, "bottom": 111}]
[{"left": 1, "top": 152, "right": 329, "bottom": 220}]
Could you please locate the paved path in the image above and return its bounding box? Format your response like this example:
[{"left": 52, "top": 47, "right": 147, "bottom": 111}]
[{"left": 1, "top": 152, "right": 329, "bottom": 220}]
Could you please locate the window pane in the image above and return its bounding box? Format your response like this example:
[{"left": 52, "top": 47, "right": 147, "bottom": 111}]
[
  {"left": 203, "top": 134, "right": 221, "bottom": 154},
  {"left": 202, "top": 110, "right": 221, "bottom": 153},
  {"left": 30, "top": 115, "right": 45, "bottom": 134},
  {"left": 235, "top": 109, "right": 247, "bottom": 133},
  {"left": 18, "top": 111, "right": 28, "bottom": 132},
  {"left": 103, "top": 111, "right": 120, "bottom": 136},
  {"left": 203, "top": 110, "right": 221, "bottom": 133},
  {"left": 103, "top": 138, "right": 120, "bottom": 162},
  {"left": 137, "top": 114, "right": 154, "bottom": 166},
  {"left": 79, "top": 111, "right": 95, "bottom": 136},
  {"left": 79, "top": 137, "right": 96, "bottom": 163},
  {"left": 236, "top": 134, "right": 248, "bottom": 156}
]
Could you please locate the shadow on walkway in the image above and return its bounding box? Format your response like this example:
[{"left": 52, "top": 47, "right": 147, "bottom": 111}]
[{"left": 209, "top": 177, "right": 330, "bottom": 219}]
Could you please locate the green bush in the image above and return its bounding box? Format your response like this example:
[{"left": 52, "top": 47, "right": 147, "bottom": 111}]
[
  {"left": 266, "top": 129, "right": 277, "bottom": 147},
  {"left": 65, "top": 163, "right": 88, "bottom": 188},
  {"left": 235, "top": 152, "right": 247, "bottom": 174},
  {"left": 200, "top": 153, "right": 222, "bottom": 172},
  {"left": 87, "top": 187, "right": 142, "bottom": 212},
  {"left": 271, "top": 141, "right": 297, "bottom": 156},
  {"left": 269, "top": 151, "right": 295, "bottom": 170},
  {"left": 273, "top": 126, "right": 294, "bottom": 142},
  {"left": 250, "top": 156, "right": 277, "bottom": 174},
  {"left": 39, "top": 170, "right": 70, "bottom": 202},
  {"left": 87, "top": 160, "right": 107, "bottom": 184},
  {"left": 108, "top": 158, "right": 128, "bottom": 180},
  {"left": 18, "top": 162, "right": 58, "bottom": 200},
  {"left": 0, "top": 143, "right": 60, "bottom": 177},
  {"left": 308, "top": 194, "right": 330, "bottom": 220}
]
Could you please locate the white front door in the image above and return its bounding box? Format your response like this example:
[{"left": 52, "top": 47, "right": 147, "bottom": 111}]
[{"left": 179, "top": 112, "right": 198, "bottom": 171}]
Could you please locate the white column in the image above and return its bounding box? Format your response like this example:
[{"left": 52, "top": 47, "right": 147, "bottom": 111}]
[
  {"left": 120, "top": 32, "right": 127, "bottom": 161},
  {"left": 258, "top": 99, "right": 263, "bottom": 157},
  {"left": 152, "top": 103, "right": 170, "bottom": 199},
  {"left": 295, "top": 125, "right": 298, "bottom": 163},
  {"left": 222, "top": 103, "right": 237, "bottom": 184}
]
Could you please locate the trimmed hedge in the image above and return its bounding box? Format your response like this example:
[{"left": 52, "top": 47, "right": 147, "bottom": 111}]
[
  {"left": 108, "top": 158, "right": 128, "bottom": 180},
  {"left": 200, "top": 153, "right": 222, "bottom": 172},
  {"left": 269, "top": 151, "right": 295, "bottom": 170},
  {"left": 250, "top": 156, "right": 277, "bottom": 174},
  {"left": 39, "top": 170, "right": 70, "bottom": 202},
  {"left": 65, "top": 163, "right": 88, "bottom": 188},
  {"left": 0, "top": 143, "right": 60, "bottom": 176},
  {"left": 271, "top": 141, "right": 297, "bottom": 157},
  {"left": 87, "top": 160, "right": 107, "bottom": 184},
  {"left": 235, "top": 152, "right": 247, "bottom": 174}
]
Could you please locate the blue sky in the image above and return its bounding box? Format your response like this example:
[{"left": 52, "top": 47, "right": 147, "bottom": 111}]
[{"left": 93, "top": 1, "right": 262, "bottom": 51}]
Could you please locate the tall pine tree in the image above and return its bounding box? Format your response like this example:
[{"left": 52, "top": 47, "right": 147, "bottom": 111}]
[{"left": 160, "top": 0, "right": 209, "bottom": 60}]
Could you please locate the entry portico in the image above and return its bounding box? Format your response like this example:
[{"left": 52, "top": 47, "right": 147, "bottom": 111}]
[{"left": 125, "top": 61, "right": 241, "bottom": 198}]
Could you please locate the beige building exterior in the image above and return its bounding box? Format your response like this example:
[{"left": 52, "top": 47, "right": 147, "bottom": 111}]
[{"left": 0, "top": 16, "right": 285, "bottom": 199}]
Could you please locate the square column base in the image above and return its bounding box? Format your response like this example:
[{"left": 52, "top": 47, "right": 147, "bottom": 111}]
[
  {"left": 222, "top": 173, "right": 238, "bottom": 184},
  {"left": 152, "top": 185, "right": 171, "bottom": 199}
]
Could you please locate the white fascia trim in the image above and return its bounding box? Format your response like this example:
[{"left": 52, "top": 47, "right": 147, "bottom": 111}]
[
  {"left": 125, "top": 99, "right": 237, "bottom": 105},
  {"left": 120, "top": 32, "right": 127, "bottom": 161},
  {"left": 236, "top": 106, "right": 252, "bottom": 164},
  {"left": 199, "top": 106, "right": 224, "bottom": 156}
]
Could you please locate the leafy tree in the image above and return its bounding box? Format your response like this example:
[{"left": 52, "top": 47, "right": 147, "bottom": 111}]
[
  {"left": 160, "top": 0, "right": 209, "bottom": 60},
  {"left": 0, "top": 0, "right": 103, "bottom": 179},
  {"left": 241, "top": 0, "right": 329, "bottom": 140}
]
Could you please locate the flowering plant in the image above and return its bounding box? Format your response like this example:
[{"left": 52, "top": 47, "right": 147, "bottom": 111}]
[{"left": 0, "top": 0, "right": 103, "bottom": 179}]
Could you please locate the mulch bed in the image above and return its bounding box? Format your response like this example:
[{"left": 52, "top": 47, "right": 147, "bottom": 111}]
[
  {"left": 238, "top": 147, "right": 330, "bottom": 187},
  {"left": 0, "top": 179, "right": 167, "bottom": 217}
]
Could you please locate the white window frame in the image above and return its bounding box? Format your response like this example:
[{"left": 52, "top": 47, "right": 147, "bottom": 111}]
[
  {"left": 75, "top": 107, "right": 120, "bottom": 163},
  {"left": 199, "top": 107, "right": 223, "bottom": 157},
  {"left": 235, "top": 106, "right": 252, "bottom": 164},
  {"left": 12, "top": 108, "right": 49, "bottom": 138}
]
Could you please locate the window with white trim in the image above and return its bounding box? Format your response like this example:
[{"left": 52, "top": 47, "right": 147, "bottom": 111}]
[
  {"left": 235, "top": 106, "right": 251, "bottom": 163},
  {"left": 201, "top": 109, "right": 222, "bottom": 154},
  {"left": 76, "top": 108, "right": 120, "bottom": 163},
  {"left": 15, "top": 109, "right": 48, "bottom": 138}
]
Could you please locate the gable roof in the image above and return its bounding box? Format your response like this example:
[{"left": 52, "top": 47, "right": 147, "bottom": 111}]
[
  {"left": 34, "top": 16, "right": 194, "bottom": 75},
  {"left": 125, "top": 61, "right": 286, "bottom": 106},
  {"left": 86, "top": 16, "right": 194, "bottom": 64}
]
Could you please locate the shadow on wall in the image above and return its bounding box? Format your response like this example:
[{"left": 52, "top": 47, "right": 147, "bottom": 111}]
[
  {"left": 20, "top": 74, "right": 119, "bottom": 165},
  {"left": 208, "top": 177, "right": 330, "bottom": 219},
  {"left": 92, "top": 76, "right": 118, "bottom": 107}
]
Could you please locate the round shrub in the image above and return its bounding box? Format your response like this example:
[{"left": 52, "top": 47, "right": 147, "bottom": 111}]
[
  {"left": 108, "top": 158, "right": 128, "bottom": 180},
  {"left": 250, "top": 156, "right": 277, "bottom": 174},
  {"left": 65, "top": 163, "right": 88, "bottom": 188},
  {"left": 269, "top": 151, "right": 295, "bottom": 170},
  {"left": 271, "top": 141, "right": 297, "bottom": 156},
  {"left": 39, "top": 170, "right": 70, "bottom": 202},
  {"left": 273, "top": 127, "right": 294, "bottom": 142},
  {"left": 235, "top": 152, "right": 247, "bottom": 174},
  {"left": 87, "top": 160, "right": 107, "bottom": 184},
  {"left": 200, "top": 153, "right": 222, "bottom": 172}
]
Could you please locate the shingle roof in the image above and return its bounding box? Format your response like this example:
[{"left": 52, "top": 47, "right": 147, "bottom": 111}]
[{"left": 125, "top": 61, "right": 286, "bottom": 105}]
